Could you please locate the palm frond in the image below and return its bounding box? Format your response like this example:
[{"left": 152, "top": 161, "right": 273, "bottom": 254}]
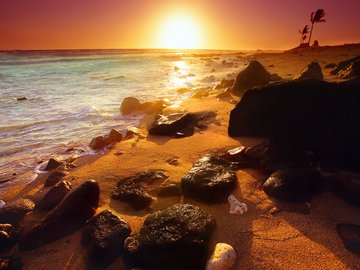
[
  {"left": 312, "top": 9, "right": 326, "bottom": 23},
  {"left": 302, "top": 25, "right": 309, "bottom": 34}
]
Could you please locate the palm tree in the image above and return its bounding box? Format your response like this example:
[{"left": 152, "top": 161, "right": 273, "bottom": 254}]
[
  {"left": 308, "top": 9, "right": 326, "bottom": 46},
  {"left": 298, "top": 25, "right": 309, "bottom": 46}
]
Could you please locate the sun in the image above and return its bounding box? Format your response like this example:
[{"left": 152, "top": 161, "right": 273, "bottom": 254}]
[{"left": 158, "top": 15, "right": 201, "bottom": 49}]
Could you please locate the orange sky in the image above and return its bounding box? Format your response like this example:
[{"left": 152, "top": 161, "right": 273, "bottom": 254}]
[{"left": 0, "top": 0, "right": 359, "bottom": 50}]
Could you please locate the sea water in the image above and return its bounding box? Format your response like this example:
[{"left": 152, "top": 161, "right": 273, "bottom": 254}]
[{"left": 0, "top": 49, "right": 243, "bottom": 190}]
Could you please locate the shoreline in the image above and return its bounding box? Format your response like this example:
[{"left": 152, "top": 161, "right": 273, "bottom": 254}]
[{"left": 1, "top": 44, "right": 360, "bottom": 269}]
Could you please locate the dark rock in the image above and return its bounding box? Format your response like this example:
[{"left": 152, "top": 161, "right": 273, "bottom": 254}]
[
  {"left": 0, "top": 224, "right": 18, "bottom": 253},
  {"left": 112, "top": 170, "right": 168, "bottom": 210},
  {"left": 16, "top": 97, "right": 27, "bottom": 101},
  {"left": 243, "top": 140, "right": 269, "bottom": 163},
  {"left": 294, "top": 62, "right": 323, "bottom": 80},
  {"left": 148, "top": 113, "right": 195, "bottom": 136},
  {"left": 270, "top": 73, "right": 282, "bottom": 81},
  {"left": 108, "top": 129, "right": 123, "bottom": 142},
  {"left": 214, "top": 79, "right": 234, "bottom": 89},
  {"left": 0, "top": 199, "right": 35, "bottom": 225},
  {"left": 228, "top": 79, "right": 360, "bottom": 171},
  {"left": 325, "top": 63, "right": 337, "bottom": 69},
  {"left": 231, "top": 60, "right": 271, "bottom": 96},
  {"left": 0, "top": 256, "right": 22, "bottom": 270},
  {"left": 326, "top": 176, "right": 360, "bottom": 207},
  {"left": 89, "top": 135, "right": 112, "bottom": 150},
  {"left": 120, "top": 97, "right": 141, "bottom": 115},
  {"left": 37, "top": 181, "right": 72, "bottom": 211},
  {"left": 157, "top": 184, "right": 181, "bottom": 197},
  {"left": 44, "top": 170, "right": 67, "bottom": 187},
  {"left": 263, "top": 169, "right": 322, "bottom": 202},
  {"left": 331, "top": 56, "right": 360, "bottom": 79},
  {"left": 124, "top": 203, "right": 216, "bottom": 270},
  {"left": 83, "top": 210, "right": 131, "bottom": 267},
  {"left": 181, "top": 155, "right": 237, "bottom": 202},
  {"left": 336, "top": 223, "right": 360, "bottom": 254},
  {"left": 19, "top": 180, "right": 100, "bottom": 250},
  {"left": 44, "top": 158, "right": 63, "bottom": 171}
]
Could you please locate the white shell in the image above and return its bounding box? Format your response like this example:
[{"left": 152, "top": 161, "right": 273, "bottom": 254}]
[
  {"left": 228, "top": 194, "right": 248, "bottom": 215},
  {"left": 206, "top": 243, "right": 236, "bottom": 270},
  {"left": 0, "top": 200, "right": 5, "bottom": 209}
]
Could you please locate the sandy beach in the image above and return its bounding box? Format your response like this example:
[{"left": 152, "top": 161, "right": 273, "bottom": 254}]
[{"left": 1, "top": 44, "right": 360, "bottom": 270}]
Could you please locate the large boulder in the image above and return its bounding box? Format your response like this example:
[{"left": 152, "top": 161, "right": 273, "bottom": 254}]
[
  {"left": 0, "top": 199, "right": 35, "bottom": 225},
  {"left": 181, "top": 155, "right": 237, "bottom": 202},
  {"left": 124, "top": 203, "right": 216, "bottom": 270},
  {"left": 231, "top": 61, "right": 271, "bottom": 96},
  {"left": 336, "top": 223, "right": 360, "bottom": 254},
  {"left": 82, "top": 210, "right": 131, "bottom": 267},
  {"left": 36, "top": 181, "right": 72, "bottom": 211},
  {"left": 331, "top": 56, "right": 360, "bottom": 79},
  {"left": 263, "top": 169, "right": 323, "bottom": 202},
  {"left": 19, "top": 180, "right": 100, "bottom": 250},
  {"left": 112, "top": 170, "right": 168, "bottom": 210},
  {"left": 228, "top": 79, "right": 360, "bottom": 170},
  {"left": 294, "top": 61, "right": 323, "bottom": 80}
]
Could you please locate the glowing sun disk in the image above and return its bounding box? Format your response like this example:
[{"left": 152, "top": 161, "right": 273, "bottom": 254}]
[{"left": 159, "top": 16, "right": 201, "bottom": 49}]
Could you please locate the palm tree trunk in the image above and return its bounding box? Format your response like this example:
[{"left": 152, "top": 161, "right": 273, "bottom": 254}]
[
  {"left": 300, "top": 34, "right": 304, "bottom": 46},
  {"left": 308, "top": 22, "right": 314, "bottom": 46}
]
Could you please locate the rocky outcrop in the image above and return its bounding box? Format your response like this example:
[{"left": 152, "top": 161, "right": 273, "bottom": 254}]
[
  {"left": 325, "top": 63, "right": 337, "bottom": 69},
  {"left": 82, "top": 210, "right": 131, "bottom": 267},
  {"left": 263, "top": 169, "right": 322, "bottom": 202},
  {"left": 112, "top": 170, "right": 168, "bottom": 210},
  {"left": 37, "top": 181, "right": 72, "bottom": 211},
  {"left": 181, "top": 155, "right": 237, "bottom": 202},
  {"left": 0, "top": 224, "right": 18, "bottom": 253},
  {"left": 231, "top": 61, "right": 271, "bottom": 96},
  {"left": 336, "top": 223, "right": 360, "bottom": 254},
  {"left": 331, "top": 56, "right": 360, "bottom": 79},
  {"left": 294, "top": 61, "right": 323, "bottom": 80},
  {"left": 124, "top": 204, "right": 216, "bottom": 270},
  {"left": 228, "top": 79, "right": 360, "bottom": 171},
  {"left": 0, "top": 199, "right": 35, "bottom": 225},
  {"left": 19, "top": 180, "right": 100, "bottom": 250}
]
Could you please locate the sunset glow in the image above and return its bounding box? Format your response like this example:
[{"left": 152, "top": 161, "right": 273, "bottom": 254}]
[
  {"left": 0, "top": 0, "right": 359, "bottom": 50},
  {"left": 158, "top": 16, "right": 201, "bottom": 49}
]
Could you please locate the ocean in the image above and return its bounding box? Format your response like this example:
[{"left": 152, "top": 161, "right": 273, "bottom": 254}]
[{"left": 0, "top": 49, "right": 243, "bottom": 191}]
